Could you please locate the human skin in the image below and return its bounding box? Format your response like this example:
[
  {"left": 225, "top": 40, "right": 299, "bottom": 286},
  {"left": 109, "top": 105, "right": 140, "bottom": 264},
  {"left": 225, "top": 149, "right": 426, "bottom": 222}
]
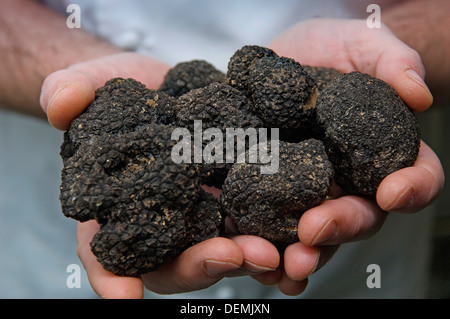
[{"left": 0, "top": 0, "right": 446, "bottom": 298}]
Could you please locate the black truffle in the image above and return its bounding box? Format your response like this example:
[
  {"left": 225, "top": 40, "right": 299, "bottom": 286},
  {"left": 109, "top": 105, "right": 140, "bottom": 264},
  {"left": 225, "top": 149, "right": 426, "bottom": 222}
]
[
  {"left": 158, "top": 60, "right": 226, "bottom": 98},
  {"left": 60, "top": 77, "right": 176, "bottom": 160},
  {"left": 61, "top": 124, "right": 201, "bottom": 221},
  {"left": 247, "top": 56, "right": 319, "bottom": 130},
  {"left": 60, "top": 120, "right": 222, "bottom": 276},
  {"left": 175, "top": 82, "right": 263, "bottom": 187},
  {"left": 316, "top": 71, "right": 421, "bottom": 195},
  {"left": 220, "top": 139, "right": 333, "bottom": 244},
  {"left": 227, "top": 45, "right": 278, "bottom": 96},
  {"left": 302, "top": 65, "right": 342, "bottom": 92}
]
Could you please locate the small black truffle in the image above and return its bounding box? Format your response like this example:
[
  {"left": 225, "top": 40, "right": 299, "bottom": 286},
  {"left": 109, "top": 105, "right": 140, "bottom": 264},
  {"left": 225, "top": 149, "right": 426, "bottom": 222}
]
[
  {"left": 176, "top": 82, "right": 262, "bottom": 131},
  {"left": 220, "top": 139, "right": 333, "bottom": 244},
  {"left": 158, "top": 60, "right": 226, "bottom": 98},
  {"left": 227, "top": 45, "right": 278, "bottom": 96},
  {"left": 247, "top": 56, "right": 318, "bottom": 130},
  {"left": 316, "top": 71, "right": 421, "bottom": 195}
]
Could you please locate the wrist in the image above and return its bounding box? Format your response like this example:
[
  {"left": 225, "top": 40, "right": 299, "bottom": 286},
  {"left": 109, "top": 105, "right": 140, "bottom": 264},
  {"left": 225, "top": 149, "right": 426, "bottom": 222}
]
[{"left": 0, "top": 0, "right": 123, "bottom": 117}]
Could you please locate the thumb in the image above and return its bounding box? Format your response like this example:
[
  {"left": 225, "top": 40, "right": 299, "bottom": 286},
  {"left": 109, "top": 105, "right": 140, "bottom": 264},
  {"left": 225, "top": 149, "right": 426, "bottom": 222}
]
[
  {"left": 346, "top": 23, "right": 433, "bottom": 112},
  {"left": 141, "top": 237, "right": 244, "bottom": 294},
  {"left": 371, "top": 38, "right": 433, "bottom": 112},
  {"left": 39, "top": 52, "right": 170, "bottom": 130}
]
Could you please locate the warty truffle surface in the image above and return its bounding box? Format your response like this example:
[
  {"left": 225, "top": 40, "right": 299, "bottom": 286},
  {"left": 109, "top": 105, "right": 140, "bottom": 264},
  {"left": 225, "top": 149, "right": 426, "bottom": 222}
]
[
  {"left": 159, "top": 60, "right": 226, "bottom": 98},
  {"left": 175, "top": 82, "right": 263, "bottom": 187},
  {"left": 61, "top": 122, "right": 221, "bottom": 276},
  {"left": 316, "top": 71, "right": 421, "bottom": 195},
  {"left": 247, "top": 56, "right": 318, "bottom": 130},
  {"left": 227, "top": 45, "right": 279, "bottom": 96},
  {"left": 220, "top": 139, "right": 333, "bottom": 244},
  {"left": 60, "top": 77, "right": 175, "bottom": 161}
]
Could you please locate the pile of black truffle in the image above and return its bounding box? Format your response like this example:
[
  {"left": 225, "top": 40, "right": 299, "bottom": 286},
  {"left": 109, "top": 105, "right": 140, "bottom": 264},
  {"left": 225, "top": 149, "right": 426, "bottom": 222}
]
[{"left": 59, "top": 45, "right": 421, "bottom": 276}]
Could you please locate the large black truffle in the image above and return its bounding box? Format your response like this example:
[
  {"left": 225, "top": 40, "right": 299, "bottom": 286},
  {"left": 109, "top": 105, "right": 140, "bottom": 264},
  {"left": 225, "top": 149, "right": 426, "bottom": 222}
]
[
  {"left": 61, "top": 124, "right": 222, "bottom": 275},
  {"left": 302, "top": 65, "right": 342, "bottom": 92},
  {"left": 316, "top": 71, "right": 421, "bottom": 195},
  {"left": 59, "top": 77, "right": 227, "bottom": 276},
  {"left": 220, "top": 139, "right": 333, "bottom": 245}
]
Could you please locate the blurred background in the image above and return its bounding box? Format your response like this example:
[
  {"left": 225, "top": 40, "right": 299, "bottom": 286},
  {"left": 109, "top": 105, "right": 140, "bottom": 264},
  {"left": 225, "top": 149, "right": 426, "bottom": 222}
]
[{"left": 418, "top": 104, "right": 450, "bottom": 298}]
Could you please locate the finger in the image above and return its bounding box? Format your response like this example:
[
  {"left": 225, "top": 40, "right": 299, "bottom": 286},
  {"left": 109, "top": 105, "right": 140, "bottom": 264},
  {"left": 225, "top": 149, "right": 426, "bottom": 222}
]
[
  {"left": 40, "top": 69, "right": 96, "bottom": 130},
  {"left": 343, "top": 22, "right": 433, "bottom": 112},
  {"left": 77, "top": 220, "right": 144, "bottom": 299},
  {"left": 228, "top": 235, "right": 280, "bottom": 276},
  {"left": 252, "top": 267, "right": 283, "bottom": 286},
  {"left": 202, "top": 185, "right": 222, "bottom": 198},
  {"left": 270, "top": 19, "right": 433, "bottom": 112},
  {"left": 298, "top": 196, "right": 388, "bottom": 246},
  {"left": 283, "top": 242, "right": 339, "bottom": 281},
  {"left": 141, "top": 237, "right": 244, "bottom": 294},
  {"left": 370, "top": 37, "right": 433, "bottom": 112},
  {"left": 40, "top": 52, "right": 170, "bottom": 130},
  {"left": 377, "top": 141, "right": 445, "bottom": 213},
  {"left": 277, "top": 272, "right": 308, "bottom": 296}
]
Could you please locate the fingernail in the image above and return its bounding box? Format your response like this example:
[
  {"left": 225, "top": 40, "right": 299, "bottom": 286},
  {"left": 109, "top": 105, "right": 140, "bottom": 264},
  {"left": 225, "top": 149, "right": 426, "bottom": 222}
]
[
  {"left": 385, "top": 185, "right": 415, "bottom": 211},
  {"left": 243, "top": 260, "right": 276, "bottom": 274},
  {"left": 311, "top": 219, "right": 338, "bottom": 246},
  {"left": 405, "top": 68, "right": 433, "bottom": 104},
  {"left": 294, "top": 250, "right": 321, "bottom": 281},
  {"left": 44, "top": 81, "right": 73, "bottom": 112},
  {"left": 203, "top": 260, "right": 240, "bottom": 277},
  {"left": 305, "top": 251, "right": 321, "bottom": 280},
  {"left": 405, "top": 68, "right": 427, "bottom": 88}
]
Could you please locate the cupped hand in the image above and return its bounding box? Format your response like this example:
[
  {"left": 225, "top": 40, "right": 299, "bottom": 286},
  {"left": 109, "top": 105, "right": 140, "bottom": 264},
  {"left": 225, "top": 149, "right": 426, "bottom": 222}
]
[
  {"left": 41, "top": 19, "right": 445, "bottom": 298},
  {"left": 257, "top": 18, "right": 444, "bottom": 294},
  {"left": 77, "top": 220, "right": 280, "bottom": 298}
]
